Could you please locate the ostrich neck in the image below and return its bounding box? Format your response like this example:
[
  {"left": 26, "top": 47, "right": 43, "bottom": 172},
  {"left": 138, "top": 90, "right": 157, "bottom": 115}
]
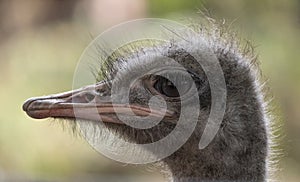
[
  {"left": 163, "top": 115, "right": 268, "bottom": 182},
  {"left": 164, "top": 150, "right": 267, "bottom": 182}
]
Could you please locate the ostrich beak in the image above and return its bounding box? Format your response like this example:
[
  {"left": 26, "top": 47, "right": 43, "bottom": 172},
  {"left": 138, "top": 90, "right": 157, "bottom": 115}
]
[{"left": 22, "top": 82, "right": 174, "bottom": 124}]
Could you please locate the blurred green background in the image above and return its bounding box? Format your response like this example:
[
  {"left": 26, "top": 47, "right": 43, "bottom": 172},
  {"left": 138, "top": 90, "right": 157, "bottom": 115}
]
[{"left": 0, "top": 0, "right": 299, "bottom": 181}]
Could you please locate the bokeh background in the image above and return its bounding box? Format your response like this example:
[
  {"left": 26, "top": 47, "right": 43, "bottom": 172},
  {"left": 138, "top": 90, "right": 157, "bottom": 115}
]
[{"left": 0, "top": 0, "right": 299, "bottom": 181}]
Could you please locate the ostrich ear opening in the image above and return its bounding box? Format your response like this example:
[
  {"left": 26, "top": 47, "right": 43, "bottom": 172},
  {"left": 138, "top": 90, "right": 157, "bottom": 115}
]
[{"left": 22, "top": 81, "right": 174, "bottom": 124}]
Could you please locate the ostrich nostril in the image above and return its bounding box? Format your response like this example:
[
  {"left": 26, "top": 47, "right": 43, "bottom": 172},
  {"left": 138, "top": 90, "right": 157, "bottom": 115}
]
[{"left": 85, "top": 93, "right": 95, "bottom": 102}]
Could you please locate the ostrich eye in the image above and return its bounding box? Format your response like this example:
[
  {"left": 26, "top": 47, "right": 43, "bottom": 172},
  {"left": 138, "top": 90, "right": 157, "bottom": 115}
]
[
  {"left": 152, "top": 73, "right": 193, "bottom": 98},
  {"left": 154, "top": 76, "right": 179, "bottom": 97}
]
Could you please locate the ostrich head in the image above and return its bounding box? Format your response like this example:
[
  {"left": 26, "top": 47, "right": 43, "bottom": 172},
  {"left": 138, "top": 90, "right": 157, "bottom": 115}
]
[{"left": 22, "top": 23, "right": 270, "bottom": 182}]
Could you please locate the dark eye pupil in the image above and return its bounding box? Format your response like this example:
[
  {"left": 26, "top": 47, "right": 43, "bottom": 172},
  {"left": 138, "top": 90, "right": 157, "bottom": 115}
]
[
  {"left": 154, "top": 77, "right": 179, "bottom": 97},
  {"left": 162, "top": 80, "right": 179, "bottom": 97}
]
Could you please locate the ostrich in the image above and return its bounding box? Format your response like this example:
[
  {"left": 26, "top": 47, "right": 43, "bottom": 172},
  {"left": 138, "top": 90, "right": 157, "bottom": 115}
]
[{"left": 22, "top": 21, "right": 271, "bottom": 182}]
